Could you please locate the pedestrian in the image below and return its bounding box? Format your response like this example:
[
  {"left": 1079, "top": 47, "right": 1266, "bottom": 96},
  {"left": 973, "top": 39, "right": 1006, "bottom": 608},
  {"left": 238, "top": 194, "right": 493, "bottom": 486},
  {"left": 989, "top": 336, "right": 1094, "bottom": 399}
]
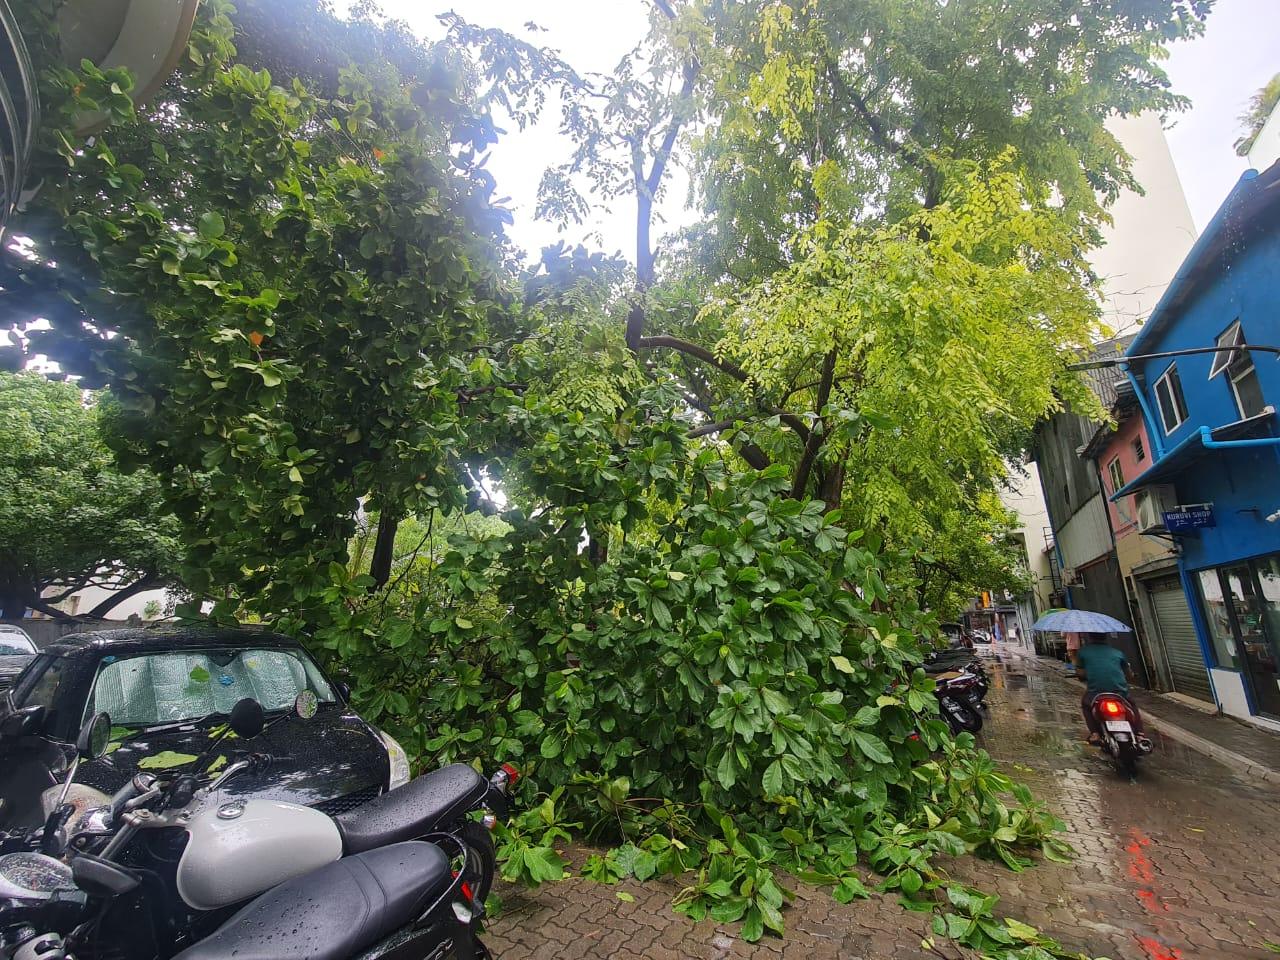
[
  {"left": 1063, "top": 631, "right": 1081, "bottom": 673},
  {"left": 1074, "top": 633, "right": 1149, "bottom": 747}
]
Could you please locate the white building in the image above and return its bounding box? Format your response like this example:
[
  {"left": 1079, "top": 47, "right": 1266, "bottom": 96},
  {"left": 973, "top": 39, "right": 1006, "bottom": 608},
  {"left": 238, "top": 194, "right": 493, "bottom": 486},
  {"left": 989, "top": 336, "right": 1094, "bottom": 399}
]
[
  {"left": 1245, "top": 98, "right": 1280, "bottom": 171},
  {"left": 1090, "top": 113, "right": 1199, "bottom": 336}
]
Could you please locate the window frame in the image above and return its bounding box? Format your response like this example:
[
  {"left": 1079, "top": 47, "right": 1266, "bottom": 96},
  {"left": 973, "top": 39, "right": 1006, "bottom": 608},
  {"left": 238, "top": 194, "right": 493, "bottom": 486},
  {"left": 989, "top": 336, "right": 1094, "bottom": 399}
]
[
  {"left": 1227, "top": 349, "right": 1266, "bottom": 419},
  {"left": 1208, "top": 321, "right": 1243, "bottom": 380},
  {"left": 1131, "top": 435, "right": 1145, "bottom": 463},
  {"left": 1106, "top": 456, "right": 1125, "bottom": 494},
  {"left": 1153, "top": 363, "right": 1189, "bottom": 435}
]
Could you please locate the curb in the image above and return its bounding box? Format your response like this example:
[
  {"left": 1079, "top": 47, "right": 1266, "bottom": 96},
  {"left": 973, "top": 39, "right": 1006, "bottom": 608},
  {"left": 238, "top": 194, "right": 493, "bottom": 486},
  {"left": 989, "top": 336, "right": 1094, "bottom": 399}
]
[{"left": 1141, "top": 705, "right": 1280, "bottom": 785}]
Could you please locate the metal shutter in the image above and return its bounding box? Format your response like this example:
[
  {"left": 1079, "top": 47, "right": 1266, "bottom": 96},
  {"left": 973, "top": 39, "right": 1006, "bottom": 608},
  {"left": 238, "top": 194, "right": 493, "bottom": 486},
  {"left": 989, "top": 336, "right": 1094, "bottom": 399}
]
[{"left": 1149, "top": 578, "right": 1213, "bottom": 703}]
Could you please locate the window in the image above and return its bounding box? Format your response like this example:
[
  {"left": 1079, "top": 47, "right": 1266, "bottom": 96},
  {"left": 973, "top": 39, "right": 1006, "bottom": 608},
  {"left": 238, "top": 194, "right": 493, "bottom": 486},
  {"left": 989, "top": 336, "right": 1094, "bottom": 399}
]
[
  {"left": 88, "top": 648, "right": 336, "bottom": 728},
  {"left": 14, "top": 656, "right": 72, "bottom": 737},
  {"left": 1131, "top": 435, "right": 1145, "bottom": 463},
  {"left": 1227, "top": 346, "right": 1266, "bottom": 419},
  {"left": 1106, "top": 456, "right": 1125, "bottom": 493},
  {"left": 1209, "top": 321, "right": 1243, "bottom": 379},
  {"left": 1154, "top": 364, "right": 1188, "bottom": 434},
  {"left": 0, "top": 627, "right": 35, "bottom": 656}
]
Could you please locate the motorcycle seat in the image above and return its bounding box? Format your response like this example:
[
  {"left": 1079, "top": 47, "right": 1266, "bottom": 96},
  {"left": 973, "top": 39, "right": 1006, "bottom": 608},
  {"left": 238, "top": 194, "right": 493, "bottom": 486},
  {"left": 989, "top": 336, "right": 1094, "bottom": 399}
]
[
  {"left": 171, "top": 842, "right": 449, "bottom": 960},
  {"left": 336, "top": 763, "right": 488, "bottom": 855}
]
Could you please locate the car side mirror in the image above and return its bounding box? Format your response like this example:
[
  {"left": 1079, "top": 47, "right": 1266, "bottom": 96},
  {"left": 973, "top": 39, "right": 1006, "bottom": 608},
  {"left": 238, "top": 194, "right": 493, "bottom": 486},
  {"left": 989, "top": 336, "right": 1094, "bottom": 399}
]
[
  {"left": 77, "top": 712, "right": 112, "bottom": 760},
  {"left": 1, "top": 704, "right": 46, "bottom": 740},
  {"left": 293, "top": 691, "right": 318, "bottom": 721},
  {"left": 229, "top": 698, "right": 265, "bottom": 739}
]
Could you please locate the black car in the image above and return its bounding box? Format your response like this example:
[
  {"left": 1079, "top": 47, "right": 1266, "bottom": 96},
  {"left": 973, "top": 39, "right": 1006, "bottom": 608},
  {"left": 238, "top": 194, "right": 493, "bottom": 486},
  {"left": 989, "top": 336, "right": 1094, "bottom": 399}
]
[
  {"left": 0, "top": 624, "right": 37, "bottom": 694},
  {"left": 0, "top": 626, "right": 410, "bottom": 829}
]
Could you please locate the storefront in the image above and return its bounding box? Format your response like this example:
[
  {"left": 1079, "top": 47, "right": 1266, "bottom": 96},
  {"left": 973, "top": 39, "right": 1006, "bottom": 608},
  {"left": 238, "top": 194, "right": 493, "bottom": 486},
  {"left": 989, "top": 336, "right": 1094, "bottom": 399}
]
[{"left": 1193, "top": 555, "right": 1280, "bottom": 719}]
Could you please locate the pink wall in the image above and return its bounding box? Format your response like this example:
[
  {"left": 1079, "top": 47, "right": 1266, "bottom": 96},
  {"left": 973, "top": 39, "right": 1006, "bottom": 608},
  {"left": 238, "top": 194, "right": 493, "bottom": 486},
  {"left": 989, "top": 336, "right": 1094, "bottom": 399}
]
[{"left": 1098, "top": 412, "right": 1151, "bottom": 539}]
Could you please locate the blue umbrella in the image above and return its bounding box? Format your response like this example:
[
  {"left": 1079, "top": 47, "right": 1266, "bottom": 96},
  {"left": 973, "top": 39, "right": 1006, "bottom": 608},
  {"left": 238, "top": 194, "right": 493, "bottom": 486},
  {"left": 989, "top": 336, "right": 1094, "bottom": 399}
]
[{"left": 1031, "top": 609, "right": 1132, "bottom": 633}]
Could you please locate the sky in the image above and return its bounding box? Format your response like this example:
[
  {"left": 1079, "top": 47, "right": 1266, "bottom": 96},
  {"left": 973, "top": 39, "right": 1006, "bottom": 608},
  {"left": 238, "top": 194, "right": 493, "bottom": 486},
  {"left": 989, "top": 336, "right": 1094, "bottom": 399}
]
[{"left": 348, "top": 0, "right": 1279, "bottom": 258}]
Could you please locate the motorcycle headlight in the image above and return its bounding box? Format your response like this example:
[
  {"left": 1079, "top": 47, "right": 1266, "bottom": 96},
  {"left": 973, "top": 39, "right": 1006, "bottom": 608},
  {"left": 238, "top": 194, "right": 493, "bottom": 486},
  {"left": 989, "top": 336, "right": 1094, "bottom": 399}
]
[{"left": 377, "top": 729, "right": 411, "bottom": 790}]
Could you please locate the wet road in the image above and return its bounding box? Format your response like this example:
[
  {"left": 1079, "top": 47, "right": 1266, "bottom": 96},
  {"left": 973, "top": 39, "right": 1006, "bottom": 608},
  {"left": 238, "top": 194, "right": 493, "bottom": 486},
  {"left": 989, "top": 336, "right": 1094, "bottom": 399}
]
[{"left": 487, "top": 652, "right": 1280, "bottom": 959}]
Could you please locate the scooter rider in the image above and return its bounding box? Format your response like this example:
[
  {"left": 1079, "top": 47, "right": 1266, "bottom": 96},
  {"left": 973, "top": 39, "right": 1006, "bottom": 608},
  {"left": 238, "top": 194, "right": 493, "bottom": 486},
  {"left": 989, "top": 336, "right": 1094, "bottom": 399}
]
[{"left": 1074, "top": 633, "right": 1150, "bottom": 748}]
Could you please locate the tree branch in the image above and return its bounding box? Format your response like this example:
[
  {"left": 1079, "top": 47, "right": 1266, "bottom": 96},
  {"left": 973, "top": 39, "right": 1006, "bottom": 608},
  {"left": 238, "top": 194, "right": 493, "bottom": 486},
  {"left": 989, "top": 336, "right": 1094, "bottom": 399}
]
[
  {"left": 824, "top": 59, "right": 935, "bottom": 194},
  {"left": 790, "top": 348, "right": 838, "bottom": 499},
  {"left": 27, "top": 598, "right": 78, "bottom": 621},
  {"left": 84, "top": 574, "right": 163, "bottom": 619}
]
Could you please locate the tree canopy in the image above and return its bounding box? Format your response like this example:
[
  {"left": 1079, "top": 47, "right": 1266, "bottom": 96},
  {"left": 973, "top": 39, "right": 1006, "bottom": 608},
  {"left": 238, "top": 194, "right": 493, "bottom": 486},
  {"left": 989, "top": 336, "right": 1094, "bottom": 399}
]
[
  {"left": 0, "top": 371, "right": 182, "bottom": 619},
  {"left": 3, "top": 0, "right": 1211, "bottom": 955},
  {"left": 1235, "top": 71, "right": 1280, "bottom": 157}
]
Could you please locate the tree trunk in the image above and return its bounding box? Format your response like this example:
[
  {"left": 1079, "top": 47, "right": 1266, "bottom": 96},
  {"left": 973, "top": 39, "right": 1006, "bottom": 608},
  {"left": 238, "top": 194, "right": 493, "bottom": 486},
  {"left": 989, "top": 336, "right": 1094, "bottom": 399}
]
[
  {"left": 369, "top": 511, "right": 401, "bottom": 589},
  {"left": 1, "top": 591, "right": 28, "bottom": 620}
]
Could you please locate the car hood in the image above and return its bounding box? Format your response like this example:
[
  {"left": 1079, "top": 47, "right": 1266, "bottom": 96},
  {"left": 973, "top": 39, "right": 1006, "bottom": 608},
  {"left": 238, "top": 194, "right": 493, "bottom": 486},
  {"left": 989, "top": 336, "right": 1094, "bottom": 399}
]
[{"left": 76, "top": 706, "right": 388, "bottom": 808}]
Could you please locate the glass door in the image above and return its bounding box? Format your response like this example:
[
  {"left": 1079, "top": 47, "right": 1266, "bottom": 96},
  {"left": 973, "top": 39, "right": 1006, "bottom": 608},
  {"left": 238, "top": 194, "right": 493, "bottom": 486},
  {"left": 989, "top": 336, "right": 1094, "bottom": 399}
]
[{"left": 1223, "top": 563, "right": 1280, "bottom": 718}]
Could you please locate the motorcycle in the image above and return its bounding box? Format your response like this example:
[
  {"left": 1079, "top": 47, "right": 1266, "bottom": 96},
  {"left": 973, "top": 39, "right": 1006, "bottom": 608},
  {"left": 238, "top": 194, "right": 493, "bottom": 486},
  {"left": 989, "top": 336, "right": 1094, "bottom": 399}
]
[
  {"left": 1087, "top": 692, "right": 1152, "bottom": 777},
  {"left": 934, "top": 671, "right": 984, "bottom": 734},
  {"left": 2, "top": 698, "right": 508, "bottom": 960}
]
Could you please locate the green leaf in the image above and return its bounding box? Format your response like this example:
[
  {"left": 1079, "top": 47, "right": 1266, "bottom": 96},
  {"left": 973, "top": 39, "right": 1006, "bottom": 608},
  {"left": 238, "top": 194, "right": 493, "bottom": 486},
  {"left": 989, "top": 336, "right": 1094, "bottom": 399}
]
[
  {"left": 198, "top": 211, "right": 226, "bottom": 240},
  {"left": 830, "top": 655, "right": 855, "bottom": 674},
  {"left": 189, "top": 666, "right": 211, "bottom": 683},
  {"left": 137, "top": 751, "right": 199, "bottom": 770},
  {"left": 1004, "top": 917, "right": 1040, "bottom": 943},
  {"left": 762, "top": 759, "right": 784, "bottom": 796},
  {"left": 615, "top": 891, "right": 635, "bottom": 902},
  {"left": 852, "top": 731, "right": 892, "bottom": 764}
]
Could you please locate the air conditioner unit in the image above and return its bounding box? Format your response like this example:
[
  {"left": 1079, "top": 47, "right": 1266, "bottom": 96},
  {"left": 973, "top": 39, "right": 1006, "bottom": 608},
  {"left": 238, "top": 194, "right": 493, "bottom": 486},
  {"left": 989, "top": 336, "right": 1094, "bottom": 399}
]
[{"left": 1136, "top": 484, "right": 1177, "bottom": 533}]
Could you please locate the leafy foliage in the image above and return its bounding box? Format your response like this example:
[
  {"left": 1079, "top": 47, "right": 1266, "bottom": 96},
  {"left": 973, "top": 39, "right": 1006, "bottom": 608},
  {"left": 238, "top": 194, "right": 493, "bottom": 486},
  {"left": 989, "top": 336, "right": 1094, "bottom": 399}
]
[
  {"left": 0, "top": 372, "right": 182, "bottom": 618},
  {"left": 4, "top": 2, "right": 1207, "bottom": 958},
  {"left": 1235, "top": 71, "right": 1280, "bottom": 158}
]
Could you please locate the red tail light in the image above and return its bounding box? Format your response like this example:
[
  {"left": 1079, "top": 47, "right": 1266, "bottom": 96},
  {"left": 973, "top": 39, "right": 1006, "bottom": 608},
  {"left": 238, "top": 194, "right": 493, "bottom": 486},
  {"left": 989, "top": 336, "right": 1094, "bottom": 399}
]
[
  {"left": 1099, "top": 698, "right": 1125, "bottom": 717},
  {"left": 500, "top": 762, "right": 520, "bottom": 785}
]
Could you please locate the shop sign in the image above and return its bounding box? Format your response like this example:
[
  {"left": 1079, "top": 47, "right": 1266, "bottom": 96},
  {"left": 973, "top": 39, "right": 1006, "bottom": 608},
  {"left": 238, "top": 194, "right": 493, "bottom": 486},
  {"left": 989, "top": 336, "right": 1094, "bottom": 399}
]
[{"left": 1163, "top": 503, "right": 1215, "bottom": 532}]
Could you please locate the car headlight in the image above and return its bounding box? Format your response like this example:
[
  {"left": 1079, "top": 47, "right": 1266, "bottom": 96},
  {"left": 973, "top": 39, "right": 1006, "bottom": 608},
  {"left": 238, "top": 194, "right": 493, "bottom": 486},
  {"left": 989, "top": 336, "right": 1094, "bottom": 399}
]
[{"left": 377, "top": 729, "right": 411, "bottom": 790}]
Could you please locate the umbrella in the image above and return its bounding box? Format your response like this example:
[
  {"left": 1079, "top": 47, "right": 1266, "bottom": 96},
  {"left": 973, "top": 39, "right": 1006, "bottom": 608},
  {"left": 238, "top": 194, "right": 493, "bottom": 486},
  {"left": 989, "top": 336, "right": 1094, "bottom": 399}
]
[{"left": 1031, "top": 609, "right": 1132, "bottom": 633}]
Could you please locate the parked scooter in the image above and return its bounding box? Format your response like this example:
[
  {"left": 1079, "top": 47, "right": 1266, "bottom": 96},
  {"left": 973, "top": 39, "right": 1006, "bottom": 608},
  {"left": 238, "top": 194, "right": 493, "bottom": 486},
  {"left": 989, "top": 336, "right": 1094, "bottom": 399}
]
[
  {"left": 1, "top": 699, "right": 509, "bottom": 960},
  {"left": 934, "top": 671, "right": 984, "bottom": 734},
  {"left": 1087, "top": 692, "right": 1152, "bottom": 776}
]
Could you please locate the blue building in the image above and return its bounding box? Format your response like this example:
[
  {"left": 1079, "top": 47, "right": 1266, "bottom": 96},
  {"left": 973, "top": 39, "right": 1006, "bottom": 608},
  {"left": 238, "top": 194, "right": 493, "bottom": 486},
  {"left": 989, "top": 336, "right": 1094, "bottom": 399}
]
[{"left": 1113, "top": 160, "right": 1280, "bottom": 726}]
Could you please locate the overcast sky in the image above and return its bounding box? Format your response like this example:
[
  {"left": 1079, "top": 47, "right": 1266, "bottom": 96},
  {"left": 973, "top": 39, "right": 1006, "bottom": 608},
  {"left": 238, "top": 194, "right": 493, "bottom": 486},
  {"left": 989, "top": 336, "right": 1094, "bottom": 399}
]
[{"left": 352, "top": 0, "right": 1275, "bottom": 257}]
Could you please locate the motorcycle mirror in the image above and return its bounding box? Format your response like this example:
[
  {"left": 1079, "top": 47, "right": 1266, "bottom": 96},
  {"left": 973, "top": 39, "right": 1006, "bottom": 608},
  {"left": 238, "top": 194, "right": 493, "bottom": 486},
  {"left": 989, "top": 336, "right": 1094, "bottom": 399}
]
[
  {"left": 77, "top": 712, "right": 112, "bottom": 760},
  {"left": 229, "top": 698, "right": 265, "bottom": 739},
  {"left": 293, "top": 690, "right": 318, "bottom": 721}
]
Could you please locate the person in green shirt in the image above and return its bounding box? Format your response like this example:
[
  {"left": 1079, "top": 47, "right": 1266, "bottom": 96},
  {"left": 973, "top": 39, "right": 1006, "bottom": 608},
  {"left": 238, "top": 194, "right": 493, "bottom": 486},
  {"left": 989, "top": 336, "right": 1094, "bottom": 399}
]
[{"left": 1074, "top": 634, "right": 1145, "bottom": 745}]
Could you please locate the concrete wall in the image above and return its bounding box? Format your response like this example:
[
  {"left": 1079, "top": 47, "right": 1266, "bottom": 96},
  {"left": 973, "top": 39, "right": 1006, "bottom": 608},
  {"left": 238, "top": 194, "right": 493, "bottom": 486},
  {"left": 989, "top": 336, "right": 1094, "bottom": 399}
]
[
  {"left": 999, "top": 463, "right": 1055, "bottom": 616},
  {"left": 1093, "top": 113, "right": 1198, "bottom": 335},
  {"left": 1246, "top": 100, "right": 1280, "bottom": 172},
  {"left": 1098, "top": 414, "right": 1178, "bottom": 574}
]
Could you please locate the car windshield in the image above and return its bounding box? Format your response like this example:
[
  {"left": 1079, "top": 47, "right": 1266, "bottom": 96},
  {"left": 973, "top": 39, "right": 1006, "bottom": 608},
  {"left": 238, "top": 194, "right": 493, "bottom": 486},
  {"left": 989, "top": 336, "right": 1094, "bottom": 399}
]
[
  {"left": 0, "top": 631, "right": 35, "bottom": 656},
  {"left": 88, "top": 647, "right": 336, "bottom": 727}
]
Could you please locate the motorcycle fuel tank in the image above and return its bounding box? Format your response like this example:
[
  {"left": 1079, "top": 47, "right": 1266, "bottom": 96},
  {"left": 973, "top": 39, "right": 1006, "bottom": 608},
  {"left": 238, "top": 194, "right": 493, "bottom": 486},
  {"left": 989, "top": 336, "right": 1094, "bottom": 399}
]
[{"left": 176, "top": 796, "right": 343, "bottom": 910}]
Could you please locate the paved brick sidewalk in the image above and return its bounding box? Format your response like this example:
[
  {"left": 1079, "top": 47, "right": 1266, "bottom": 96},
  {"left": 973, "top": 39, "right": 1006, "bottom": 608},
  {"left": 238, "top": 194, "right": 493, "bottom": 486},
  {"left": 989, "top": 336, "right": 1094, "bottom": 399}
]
[{"left": 487, "top": 654, "right": 1280, "bottom": 959}]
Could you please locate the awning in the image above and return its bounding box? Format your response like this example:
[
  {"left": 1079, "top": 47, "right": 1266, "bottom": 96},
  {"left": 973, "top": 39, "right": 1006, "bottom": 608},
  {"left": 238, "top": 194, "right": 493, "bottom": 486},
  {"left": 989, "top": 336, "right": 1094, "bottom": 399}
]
[{"left": 1110, "top": 409, "right": 1277, "bottom": 500}]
